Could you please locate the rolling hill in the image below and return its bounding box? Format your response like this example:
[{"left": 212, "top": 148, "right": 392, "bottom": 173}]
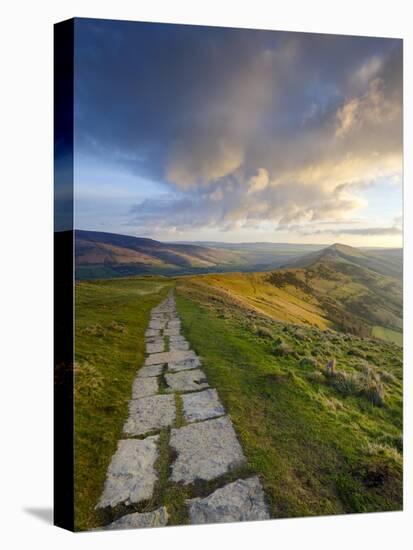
[
  {"left": 74, "top": 230, "right": 246, "bottom": 278},
  {"left": 283, "top": 243, "right": 403, "bottom": 279},
  {"left": 74, "top": 230, "right": 327, "bottom": 279},
  {"left": 178, "top": 243, "right": 402, "bottom": 345}
]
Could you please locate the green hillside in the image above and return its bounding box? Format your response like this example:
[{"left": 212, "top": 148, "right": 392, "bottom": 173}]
[
  {"left": 73, "top": 273, "right": 402, "bottom": 529},
  {"left": 74, "top": 276, "right": 173, "bottom": 530},
  {"left": 176, "top": 277, "right": 403, "bottom": 517},
  {"left": 179, "top": 244, "right": 402, "bottom": 345}
]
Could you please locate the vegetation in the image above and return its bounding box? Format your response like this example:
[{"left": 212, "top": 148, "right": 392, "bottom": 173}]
[
  {"left": 176, "top": 277, "right": 403, "bottom": 517},
  {"left": 175, "top": 251, "right": 402, "bottom": 345},
  {"left": 72, "top": 244, "right": 402, "bottom": 527},
  {"left": 74, "top": 276, "right": 173, "bottom": 531}
]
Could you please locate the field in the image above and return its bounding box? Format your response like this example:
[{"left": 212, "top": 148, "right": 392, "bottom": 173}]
[
  {"left": 74, "top": 277, "right": 173, "bottom": 530},
  {"left": 176, "top": 278, "right": 403, "bottom": 516},
  {"left": 372, "top": 326, "right": 403, "bottom": 346},
  {"left": 74, "top": 273, "right": 402, "bottom": 529}
]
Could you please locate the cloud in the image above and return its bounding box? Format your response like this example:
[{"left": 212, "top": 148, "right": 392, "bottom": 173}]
[
  {"left": 300, "top": 226, "right": 402, "bottom": 237},
  {"left": 75, "top": 21, "right": 402, "bottom": 239}
]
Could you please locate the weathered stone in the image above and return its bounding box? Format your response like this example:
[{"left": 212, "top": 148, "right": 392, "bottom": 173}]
[
  {"left": 169, "top": 340, "right": 190, "bottom": 351},
  {"left": 132, "top": 376, "right": 159, "bottom": 399},
  {"left": 168, "top": 357, "right": 201, "bottom": 372},
  {"left": 137, "top": 364, "right": 164, "bottom": 378},
  {"left": 165, "top": 369, "right": 209, "bottom": 393},
  {"left": 182, "top": 389, "right": 225, "bottom": 423},
  {"left": 96, "top": 437, "right": 159, "bottom": 508},
  {"left": 164, "top": 326, "right": 181, "bottom": 336},
  {"left": 187, "top": 477, "right": 269, "bottom": 524},
  {"left": 167, "top": 319, "right": 181, "bottom": 328},
  {"left": 169, "top": 335, "right": 187, "bottom": 343},
  {"left": 146, "top": 340, "right": 165, "bottom": 354},
  {"left": 104, "top": 507, "right": 169, "bottom": 530},
  {"left": 124, "top": 394, "right": 176, "bottom": 436},
  {"left": 145, "top": 349, "right": 198, "bottom": 366},
  {"left": 149, "top": 320, "right": 167, "bottom": 330},
  {"left": 145, "top": 329, "right": 160, "bottom": 338},
  {"left": 170, "top": 416, "right": 246, "bottom": 483}
]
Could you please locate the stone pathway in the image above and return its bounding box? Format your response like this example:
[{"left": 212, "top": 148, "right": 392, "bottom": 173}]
[{"left": 96, "top": 290, "right": 269, "bottom": 529}]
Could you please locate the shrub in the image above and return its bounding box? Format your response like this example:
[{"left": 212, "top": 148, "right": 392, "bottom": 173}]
[
  {"left": 109, "top": 320, "right": 126, "bottom": 333},
  {"left": 300, "top": 356, "right": 318, "bottom": 369},
  {"left": 272, "top": 341, "right": 293, "bottom": 356},
  {"left": 305, "top": 371, "right": 325, "bottom": 384},
  {"left": 364, "top": 442, "right": 402, "bottom": 468},
  {"left": 347, "top": 348, "right": 366, "bottom": 359},
  {"left": 329, "top": 371, "right": 359, "bottom": 395},
  {"left": 326, "top": 365, "right": 385, "bottom": 406},
  {"left": 74, "top": 361, "right": 104, "bottom": 398},
  {"left": 82, "top": 324, "right": 106, "bottom": 337},
  {"left": 381, "top": 370, "right": 397, "bottom": 384},
  {"left": 256, "top": 326, "right": 273, "bottom": 339}
]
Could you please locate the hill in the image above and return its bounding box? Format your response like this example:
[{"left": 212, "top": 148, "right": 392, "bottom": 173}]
[
  {"left": 74, "top": 275, "right": 402, "bottom": 528},
  {"left": 178, "top": 243, "right": 402, "bottom": 345},
  {"left": 74, "top": 230, "right": 328, "bottom": 279},
  {"left": 284, "top": 243, "right": 402, "bottom": 279},
  {"left": 74, "top": 230, "right": 246, "bottom": 278},
  {"left": 175, "top": 279, "right": 402, "bottom": 517}
]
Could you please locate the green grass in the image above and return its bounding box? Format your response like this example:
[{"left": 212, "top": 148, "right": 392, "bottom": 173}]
[
  {"left": 372, "top": 325, "right": 403, "bottom": 346},
  {"left": 74, "top": 276, "right": 173, "bottom": 531},
  {"left": 175, "top": 282, "right": 403, "bottom": 518},
  {"left": 73, "top": 271, "right": 402, "bottom": 529}
]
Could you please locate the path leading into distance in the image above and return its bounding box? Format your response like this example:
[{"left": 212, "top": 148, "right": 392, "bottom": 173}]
[{"left": 96, "top": 290, "right": 269, "bottom": 529}]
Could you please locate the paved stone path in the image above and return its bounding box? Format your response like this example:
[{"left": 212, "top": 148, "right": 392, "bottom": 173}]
[{"left": 96, "top": 290, "right": 269, "bottom": 529}]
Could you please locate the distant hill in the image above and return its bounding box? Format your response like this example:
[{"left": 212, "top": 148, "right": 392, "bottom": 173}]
[
  {"left": 74, "top": 230, "right": 247, "bottom": 278},
  {"left": 179, "top": 243, "right": 403, "bottom": 345},
  {"left": 283, "top": 243, "right": 403, "bottom": 279},
  {"left": 74, "top": 230, "right": 327, "bottom": 279}
]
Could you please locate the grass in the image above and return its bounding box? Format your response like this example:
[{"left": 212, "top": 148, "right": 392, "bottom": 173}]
[
  {"left": 74, "top": 276, "right": 173, "bottom": 531},
  {"left": 372, "top": 325, "right": 403, "bottom": 346},
  {"left": 175, "top": 279, "right": 403, "bottom": 517},
  {"left": 73, "top": 270, "right": 402, "bottom": 529},
  {"left": 178, "top": 256, "right": 402, "bottom": 343}
]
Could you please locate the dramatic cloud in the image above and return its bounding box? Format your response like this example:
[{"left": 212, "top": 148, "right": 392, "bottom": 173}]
[{"left": 74, "top": 20, "right": 403, "bottom": 244}]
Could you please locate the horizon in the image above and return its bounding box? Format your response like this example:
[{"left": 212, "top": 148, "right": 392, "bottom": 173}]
[
  {"left": 73, "top": 228, "right": 401, "bottom": 249},
  {"left": 64, "top": 19, "right": 403, "bottom": 248}
]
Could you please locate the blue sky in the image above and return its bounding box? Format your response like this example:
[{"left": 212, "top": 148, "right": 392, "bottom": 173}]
[{"left": 73, "top": 19, "right": 402, "bottom": 246}]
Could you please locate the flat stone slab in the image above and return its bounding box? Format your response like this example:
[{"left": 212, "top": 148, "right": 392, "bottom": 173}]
[
  {"left": 149, "top": 320, "right": 167, "bottom": 330},
  {"left": 168, "top": 357, "right": 201, "bottom": 372},
  {"left": 96, "top": 437, "right": 159, "bottom": 508},
  {"left": 138, "top": 364, "right": 164, "bottom": 378},
  {"left": 165, "top": 369, "right": 209, "bottom": 393},
  {"left": 124, "top": 395, "right": 176, "bottom": 436},
  {"left": 169, "top": 335, "right": 187, "bottom": 342},
  {"left": 104, "top": 507, "right": 169, "bottom": 530},
  {"left": 145, "top": 349, "right": 198, "bottom": 366},
  {"left": 145, "top": 329, "right": 161, "bottom": 338},
  {"left": 146, "top": 340, "right": 165, "bottom": 354},
  {"left": 169, "top": 340, "right": 190, "bottom": 351},
  {"left": 164, "top": 327, "right": 181, "bottom": 336},
  {"left": 170, "top": 416, "right": 246, "bottom": 483},
  {"left": 132, "top": 376, "right": 158, "bottom": 399},
  {"left": 182, "top": 389, "right": 225, "bottom": 423},
  {"left": 167, "top": 320, "right": 181, "bottom": 328},
  {"left": 187, "top": 477, "right": 269, "bottom": 524}
]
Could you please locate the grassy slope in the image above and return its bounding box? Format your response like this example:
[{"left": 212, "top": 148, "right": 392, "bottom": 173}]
[
  {"left": 176, "top": 280, "right": 403, "bottom": 517},
  {"left": 73, "top": 272, "right": 402, "bottom": 528},
  {"left": 179, "top": 261, "right": 402, "bottom": 344},
  {"left": 74, "top": 276, "right": 173, "bottom": 531},
  {"left": 181, "top": 272, "right": 331, "bottom": 329}
]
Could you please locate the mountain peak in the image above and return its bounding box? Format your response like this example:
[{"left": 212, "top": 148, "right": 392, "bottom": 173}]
[{"left": 325, "top": 243, "right": 364, "bottom": 257}]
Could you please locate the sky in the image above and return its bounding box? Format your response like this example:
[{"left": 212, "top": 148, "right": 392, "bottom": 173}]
[{"left": 73, "top": 18, "right": 403, "bottom": 247}]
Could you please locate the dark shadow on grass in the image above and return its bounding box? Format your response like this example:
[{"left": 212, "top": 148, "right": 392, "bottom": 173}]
[{"left": 24, "top": 507, "right": 53, "bottom": 524}]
